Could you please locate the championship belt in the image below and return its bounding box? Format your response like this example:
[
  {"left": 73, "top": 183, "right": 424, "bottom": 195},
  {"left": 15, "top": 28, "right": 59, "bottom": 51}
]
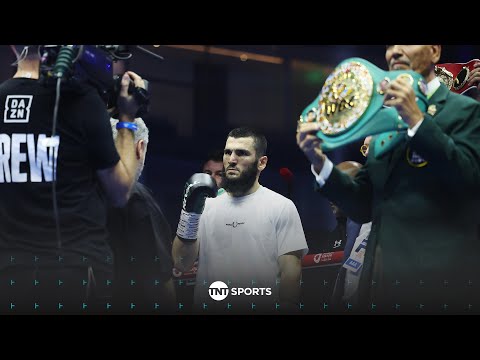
[
  {"left": 299, "top": 58, "right": 428, "bottom": 157},
  {"left": 435, "top": 59, "right": 480, "bottom": 94}
]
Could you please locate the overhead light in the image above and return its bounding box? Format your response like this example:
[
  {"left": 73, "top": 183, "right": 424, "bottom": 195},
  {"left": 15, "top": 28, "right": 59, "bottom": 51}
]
[{"left": 162, "top": 45, "right": 284, "bottom": 64}]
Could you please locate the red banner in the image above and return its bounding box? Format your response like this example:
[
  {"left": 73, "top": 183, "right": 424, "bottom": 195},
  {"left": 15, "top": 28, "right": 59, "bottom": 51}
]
[{"left": 435, "top": 59, "right": 480, "bottom": 94}]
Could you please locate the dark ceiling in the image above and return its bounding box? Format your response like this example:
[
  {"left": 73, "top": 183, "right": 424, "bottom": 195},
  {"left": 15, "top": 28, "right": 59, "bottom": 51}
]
[
  {"left": 214, "top": 45, "right": 480, "bottom": 68},
  {"left": 141, "top": 45, "right": 480, "bottom": 71}
]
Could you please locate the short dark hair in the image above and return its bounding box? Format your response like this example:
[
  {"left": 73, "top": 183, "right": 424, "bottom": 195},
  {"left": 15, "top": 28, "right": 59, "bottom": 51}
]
[
  {"left": 202, "top": 149, "right": 224, "bottom": 169},
  {"left": 227, "top": 127, "right": 267, "bottom": 158}
]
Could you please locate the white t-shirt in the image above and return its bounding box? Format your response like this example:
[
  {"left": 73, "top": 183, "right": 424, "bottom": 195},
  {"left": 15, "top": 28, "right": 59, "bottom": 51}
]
[{"left": 194, "top": 186, "right": 308, "bottom": 311}]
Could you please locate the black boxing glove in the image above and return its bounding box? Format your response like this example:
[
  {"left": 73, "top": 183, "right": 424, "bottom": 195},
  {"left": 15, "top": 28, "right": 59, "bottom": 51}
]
[{"left": 176, "top": 173, "right": 218, "bottom": 241}]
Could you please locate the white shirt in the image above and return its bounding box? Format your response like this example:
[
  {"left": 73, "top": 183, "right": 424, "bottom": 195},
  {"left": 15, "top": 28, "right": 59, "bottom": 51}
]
[
  {"left": 194, "top": 186, "right": 308, "bottom": 309},
  {"left": 407, "top": 77, "right": 440, "bottom": 137}
]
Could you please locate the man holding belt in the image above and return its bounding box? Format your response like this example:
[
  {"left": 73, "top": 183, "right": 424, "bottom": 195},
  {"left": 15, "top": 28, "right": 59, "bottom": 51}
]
[{"left": 297, "top": 45, "right": 480, "bottom": 313}]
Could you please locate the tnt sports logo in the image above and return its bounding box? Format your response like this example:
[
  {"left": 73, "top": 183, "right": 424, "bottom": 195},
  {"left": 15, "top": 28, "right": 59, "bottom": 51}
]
[
  {"left": 208, "top": 281, "right": 272, "bottom": 301},
  {"left": 209, "top": 281, "right": 229, "bottom": 301},
  {"left": 4, "top": 95, "right": 33, "bottom": 123}
]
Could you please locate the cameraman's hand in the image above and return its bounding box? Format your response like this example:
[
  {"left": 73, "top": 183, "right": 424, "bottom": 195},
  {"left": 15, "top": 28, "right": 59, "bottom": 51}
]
[{"left": 117, "top": 71, "right": 146, "bottom": 121}]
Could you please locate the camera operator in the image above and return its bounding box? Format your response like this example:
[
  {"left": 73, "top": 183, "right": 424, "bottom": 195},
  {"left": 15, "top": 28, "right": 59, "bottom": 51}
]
[{"left": 0, "top": 45, "right": 144, "bottom": 313}]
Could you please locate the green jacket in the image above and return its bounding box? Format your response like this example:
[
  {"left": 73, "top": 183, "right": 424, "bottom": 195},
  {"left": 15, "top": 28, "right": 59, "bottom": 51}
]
[{"left": 319, "top": 84, "right": 480, "bottom": 313}]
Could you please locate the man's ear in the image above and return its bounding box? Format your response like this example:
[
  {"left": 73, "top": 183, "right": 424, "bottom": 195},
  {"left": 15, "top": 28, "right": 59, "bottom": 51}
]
[
  {"left": 136, "top": 139, "right": 145, "bottom": 160},
  {"left": 258, "top": 155, "right": 268, "bottom": 171},
  {"left": 431, "top": 45, "right": 441, "bottom": 65}
]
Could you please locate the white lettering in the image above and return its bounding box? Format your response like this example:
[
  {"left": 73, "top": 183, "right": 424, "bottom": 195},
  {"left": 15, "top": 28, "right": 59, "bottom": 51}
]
[
  {"left": 0, "top": 133, "right": 60, "bottom": 183},
  {"left": 4, "top": 95, "right": 33, "bottom": 123},
  {"left": 37, "top": 135, "right": 59, "bottom": 182},
  {"left": 11, "top": 134, "right": 26, "bottom": 182},
  {"left": 0, "top": 134, "right": 11, "bottom": 183},
  {"left": 228, "top": 287, "right": 273, "bottom": 296}
]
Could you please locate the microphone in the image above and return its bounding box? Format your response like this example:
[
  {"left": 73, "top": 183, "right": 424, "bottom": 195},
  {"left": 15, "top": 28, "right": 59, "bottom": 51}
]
[{"left": 279, "top": 167, "right": 294, "bottom": 199}]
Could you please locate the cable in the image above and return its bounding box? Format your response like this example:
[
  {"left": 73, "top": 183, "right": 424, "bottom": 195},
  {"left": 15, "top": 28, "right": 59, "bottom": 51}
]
[
  {"left": 49, "top": 46, "right": 79, "bottom": 250},
  {"left": 10, "top": 46, "right": 30, "bottom": 66},
  {"left": 51, "top": 77, "right": 62, "bottom": 250}
]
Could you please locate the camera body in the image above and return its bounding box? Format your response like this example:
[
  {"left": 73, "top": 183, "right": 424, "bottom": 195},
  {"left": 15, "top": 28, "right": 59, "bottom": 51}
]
[
  {"left": 107, "top": 75, "right": 150, "bottom": 118},
  {"left": 39, "top": 45, "right": 150, "bottom": 117}
]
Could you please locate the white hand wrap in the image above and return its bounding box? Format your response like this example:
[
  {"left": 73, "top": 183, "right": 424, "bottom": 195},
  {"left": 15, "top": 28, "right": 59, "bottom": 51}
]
[{"left": 176, "top": 209, "right": 202, "bottom": 241}]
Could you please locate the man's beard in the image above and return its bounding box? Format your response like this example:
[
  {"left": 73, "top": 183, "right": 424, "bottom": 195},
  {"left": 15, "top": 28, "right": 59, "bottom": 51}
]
[{"left": 222, "top": 161, "right": 258, "bottom": 196}]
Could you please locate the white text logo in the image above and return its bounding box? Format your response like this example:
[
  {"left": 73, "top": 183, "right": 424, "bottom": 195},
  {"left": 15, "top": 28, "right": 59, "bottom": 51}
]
[
  {"left": 208, "top": 281, "right": 272, "bottom": 301},
  {"left": 4, "top": 96, "right": 33, "bottom": 123}
]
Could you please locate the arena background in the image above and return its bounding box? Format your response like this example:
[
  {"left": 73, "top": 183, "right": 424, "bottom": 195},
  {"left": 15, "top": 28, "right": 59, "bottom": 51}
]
[{"left": 0, "top": 45, "right": 477, "bottom": 312}]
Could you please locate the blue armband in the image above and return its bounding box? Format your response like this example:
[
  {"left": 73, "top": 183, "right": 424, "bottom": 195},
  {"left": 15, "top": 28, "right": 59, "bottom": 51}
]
[{"left": 116, "top": 122, "right": 138, "bottom": 132}]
